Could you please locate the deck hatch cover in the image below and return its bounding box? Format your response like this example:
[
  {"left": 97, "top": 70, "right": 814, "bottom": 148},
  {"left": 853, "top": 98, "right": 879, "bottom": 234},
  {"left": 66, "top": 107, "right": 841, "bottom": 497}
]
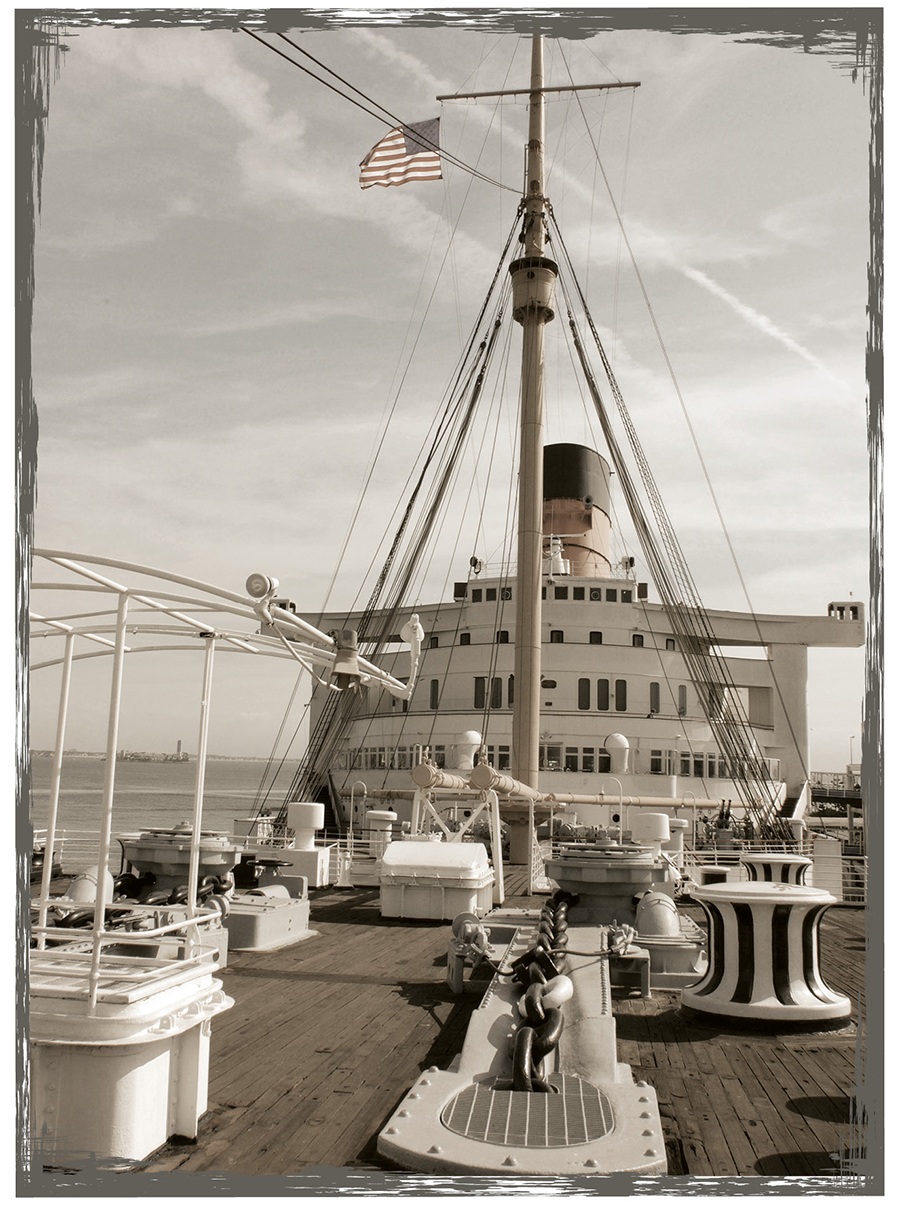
[{"left": 440, "top": 1075, "right": 615, "bottom": 1147}]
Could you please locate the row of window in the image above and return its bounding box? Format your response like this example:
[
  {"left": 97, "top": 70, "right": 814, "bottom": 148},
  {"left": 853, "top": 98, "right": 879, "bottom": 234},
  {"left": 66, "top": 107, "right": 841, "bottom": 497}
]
[
  {"left": 433, "top": 632, "right": 677, "bottom": 648},
  {"left": 411, "top": 677, "right": 689, "bottom": 715},
  {"left": 337, "top": 743, "right": 779, "bottom": 780},
  {"left": 469, "top": 586, "right": 513, "bottom": 604},
  {"left": 460, "top": 676, "right": 689, "bottom": 715},
  {"left": 464, "top": 585, "right": 642, "bottom": 604},
  {"left": 577, "top": 678, "right": 688, "bottom": 715}
]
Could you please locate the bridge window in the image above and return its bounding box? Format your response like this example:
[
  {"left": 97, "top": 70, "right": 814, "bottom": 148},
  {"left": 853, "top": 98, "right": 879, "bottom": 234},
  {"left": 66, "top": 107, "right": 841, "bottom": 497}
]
[
  {"left": 590, "top": 631, "right": 603, "bottom": 644},
  {"left": 508, "top": 676, "right": 514, "bottom": 706},
  {"left": 666, "top": 638, "right": 676, "bottom": 651},
  {"left": 472, "top": 589, "right": 482, "bottom": 603},
  {"left": 678, "top": 685, "right": 687, "bottom": 715},
  {"left": 474, "top": 677, "right": 485, "bottom": 709},
  {"left": 429, "top": 635, "right": 439, "bottom": 648},
  {"left": 565, "top": 747, "right": 579, "bottom": 771},
  {"left": 460, "top": 632, "right": 471, "bottom": 645},
  {"left": 582, "top": 748, "right": 595, "bottom": 773},
  {"left": 578, "top": 678, "right": 591, "bottom": 710},
  {"left": 496, "top": 630, "right": 509, "bottom": 643},
  {"left": 650, "top": 682, "right": 660, "bottom": 713},
  {"left": 555, "top": 586, "right": 568, "bottom": 600},
  {"left": 632, "top": 634, "right": 644, "bottom": 647},
  {"left": 491, "top": 677, "right": 502, "bottom": 709},
  {"left": 550, "top": 630, "right": 564, "bottom": 643},
  {"left": 615, "top": 679, "right": 627, "bottom": 711},
  {"left": 430, "top": 680, "right": 440, "bottom": 710},
  {"left": 597, "top": 679, "right": 610, "bottom": 710},
  {"left": 621, "top": 590, "right": 633, "bottom": 603},
  {"left": 606, "top": 589, "right": 617, "bottom": 602},
  {"left": 573, "top": 586, "right": 585, "bottom": 600}
]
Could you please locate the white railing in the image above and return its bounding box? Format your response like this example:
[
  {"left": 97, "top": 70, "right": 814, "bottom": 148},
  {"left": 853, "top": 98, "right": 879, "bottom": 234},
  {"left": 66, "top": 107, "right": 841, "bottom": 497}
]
[
  {"left": 838, "top": 855, "right": 868, "bottom": 905},
  {"left": 32, "top": 828, "right": 111, "bottom": 877}
]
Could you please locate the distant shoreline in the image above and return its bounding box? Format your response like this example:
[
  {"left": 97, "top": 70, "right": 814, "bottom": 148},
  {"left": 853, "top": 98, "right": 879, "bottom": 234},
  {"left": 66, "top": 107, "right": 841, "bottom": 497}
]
[{"left": 29, "top": 751, "right": 270, "bottom": 762}]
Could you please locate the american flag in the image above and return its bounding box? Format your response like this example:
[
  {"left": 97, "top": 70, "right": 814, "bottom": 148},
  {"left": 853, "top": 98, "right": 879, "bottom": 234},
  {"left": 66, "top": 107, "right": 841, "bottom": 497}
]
[{"left": 359, "top": 119, "right": 442, "bottom": 189}]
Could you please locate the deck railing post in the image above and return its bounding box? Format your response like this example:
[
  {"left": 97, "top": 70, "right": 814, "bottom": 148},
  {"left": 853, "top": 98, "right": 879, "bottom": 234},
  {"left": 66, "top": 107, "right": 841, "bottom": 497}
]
[
  {"left": 36, "top": 630, "right": 75, "bottom": 949},
  {"left": 88, "top": 590, "right": 129, "bottom": 1011},
  {"left": 187, "top": 635, "right": 216, "bottom": 921}
]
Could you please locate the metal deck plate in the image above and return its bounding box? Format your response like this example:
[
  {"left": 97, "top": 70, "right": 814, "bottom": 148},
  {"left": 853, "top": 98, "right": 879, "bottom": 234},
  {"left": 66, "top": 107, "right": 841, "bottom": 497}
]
[{"left": 440, "top": 1074, "right": 615, "bottom": 1148}]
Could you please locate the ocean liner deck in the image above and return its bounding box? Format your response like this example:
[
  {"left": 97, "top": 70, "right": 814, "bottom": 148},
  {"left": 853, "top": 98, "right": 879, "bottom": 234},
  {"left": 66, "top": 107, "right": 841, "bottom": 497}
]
[{"left": 136, "top": 870, "right": 867, "bottom": 1183}]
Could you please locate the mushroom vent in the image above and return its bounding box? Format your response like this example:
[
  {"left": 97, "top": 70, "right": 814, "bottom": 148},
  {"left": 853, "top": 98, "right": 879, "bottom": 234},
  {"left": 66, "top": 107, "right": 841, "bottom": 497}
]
[{"left": 634, "top": 892, "right": 681, "bottom": 938}]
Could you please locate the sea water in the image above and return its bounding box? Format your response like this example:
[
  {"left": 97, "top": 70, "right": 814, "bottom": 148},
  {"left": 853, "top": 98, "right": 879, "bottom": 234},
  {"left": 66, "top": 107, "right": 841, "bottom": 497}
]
[{"left": 27, "top": 753, "right": 300, "bottom": 854}]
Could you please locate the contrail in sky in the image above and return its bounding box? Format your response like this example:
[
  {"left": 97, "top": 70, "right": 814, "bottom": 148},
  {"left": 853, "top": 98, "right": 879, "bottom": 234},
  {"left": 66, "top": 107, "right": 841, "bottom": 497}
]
[{"left": 679, "top": 264, "right": 850, "bottom": 390}]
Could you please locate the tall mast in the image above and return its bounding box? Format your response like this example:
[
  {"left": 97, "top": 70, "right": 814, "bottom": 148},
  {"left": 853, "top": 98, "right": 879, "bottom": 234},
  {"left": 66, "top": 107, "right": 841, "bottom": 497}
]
[{"left": 509, "top": 32, "right": 557, "bottom": 804}]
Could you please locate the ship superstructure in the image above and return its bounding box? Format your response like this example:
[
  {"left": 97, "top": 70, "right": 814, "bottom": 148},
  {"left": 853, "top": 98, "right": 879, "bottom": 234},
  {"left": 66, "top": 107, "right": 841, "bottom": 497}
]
[{"left": 305, "top": 443, "right": 864, "bottom": 833}]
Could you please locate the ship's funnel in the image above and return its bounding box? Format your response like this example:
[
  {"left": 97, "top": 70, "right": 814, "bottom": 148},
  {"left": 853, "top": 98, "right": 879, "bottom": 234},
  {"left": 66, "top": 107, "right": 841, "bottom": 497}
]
[{"left": 542, "top": 443, "right": 612, "bottom": 577}]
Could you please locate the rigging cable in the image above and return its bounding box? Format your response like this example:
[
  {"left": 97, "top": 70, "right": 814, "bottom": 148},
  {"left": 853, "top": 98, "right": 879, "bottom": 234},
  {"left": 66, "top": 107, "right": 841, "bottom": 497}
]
[
  {"left": 555, "top": 67, "right": 809, "bottom": 788},
  {"left": 240, "top": 27, "right": 518, "bottom": 194},
  {"left": 549, "top": 219, "right": 787, "bottom": 831},
  {"left": 281, "top": 241, "right": 517, "bottom": 816}
]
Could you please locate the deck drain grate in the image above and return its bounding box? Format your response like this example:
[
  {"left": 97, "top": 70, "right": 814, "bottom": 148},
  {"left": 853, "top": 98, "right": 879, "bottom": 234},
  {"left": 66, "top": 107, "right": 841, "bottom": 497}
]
[{"left": 440, "top": 1075, "right": 615, "bottom": 1147}]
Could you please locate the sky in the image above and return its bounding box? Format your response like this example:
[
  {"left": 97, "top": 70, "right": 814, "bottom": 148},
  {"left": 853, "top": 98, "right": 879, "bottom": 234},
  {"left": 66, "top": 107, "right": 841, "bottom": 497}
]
[{"left": 24, "top": 9, "right": 875, "bottom": 769}]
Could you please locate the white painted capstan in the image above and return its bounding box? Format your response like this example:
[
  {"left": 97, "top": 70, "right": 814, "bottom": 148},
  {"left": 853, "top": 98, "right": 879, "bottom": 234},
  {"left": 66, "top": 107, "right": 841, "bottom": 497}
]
[
  {"left": 681, "top": 881, "right": 852, "bottom": 1023},
  {"left": 119, "top": 824, "right": 240, "bottom": 894}
]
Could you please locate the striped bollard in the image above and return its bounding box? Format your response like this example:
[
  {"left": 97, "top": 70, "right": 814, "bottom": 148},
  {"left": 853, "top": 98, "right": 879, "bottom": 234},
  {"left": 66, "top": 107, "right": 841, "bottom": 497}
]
[
  {"left": 740, "top": 853, "right": 813, "bottom": 885},
  {"left": 681, "top": 882, "right": 851, "bottom": 1024}
]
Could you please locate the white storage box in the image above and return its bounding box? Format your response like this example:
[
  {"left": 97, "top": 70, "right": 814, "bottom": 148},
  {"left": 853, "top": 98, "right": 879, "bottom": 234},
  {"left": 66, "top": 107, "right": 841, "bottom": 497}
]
[
  {"left": 225, "top": 887, "right": 315, "bottom": 951},
  {"left": 30, "top": 953, "right": 233, "bottom": 1166},
  {"left": 379, "top": 841, "right": 494, "bottom": 920}
]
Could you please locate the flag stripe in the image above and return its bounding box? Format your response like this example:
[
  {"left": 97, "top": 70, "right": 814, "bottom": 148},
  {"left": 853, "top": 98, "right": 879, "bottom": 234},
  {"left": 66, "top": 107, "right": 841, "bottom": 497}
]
[{"left": 360, "top": 123, "right": 442, "bottom": 189}]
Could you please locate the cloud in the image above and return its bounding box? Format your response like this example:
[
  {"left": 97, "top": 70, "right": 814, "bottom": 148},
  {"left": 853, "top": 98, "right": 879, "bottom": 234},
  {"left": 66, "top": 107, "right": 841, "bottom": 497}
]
[{"left": 677, "top": 265, "right": 852, "bottom": 391}]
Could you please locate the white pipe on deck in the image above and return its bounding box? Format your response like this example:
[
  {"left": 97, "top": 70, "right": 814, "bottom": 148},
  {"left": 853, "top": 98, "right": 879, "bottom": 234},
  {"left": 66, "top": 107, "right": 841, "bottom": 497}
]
[
  {"left": 36, "top": 631, "right": 75, "bottom": 949},
  {"left": 187, "top": 635, "right": 216, "bottom": 919},
  {"left": 88, "top": 590, "right": 129, "bottom": 1011}
]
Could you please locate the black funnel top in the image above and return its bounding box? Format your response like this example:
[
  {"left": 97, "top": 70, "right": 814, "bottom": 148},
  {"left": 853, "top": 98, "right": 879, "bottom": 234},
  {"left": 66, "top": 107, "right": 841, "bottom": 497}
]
[{"left": 543, "top": 444, "right": 611, "bottom": 513}]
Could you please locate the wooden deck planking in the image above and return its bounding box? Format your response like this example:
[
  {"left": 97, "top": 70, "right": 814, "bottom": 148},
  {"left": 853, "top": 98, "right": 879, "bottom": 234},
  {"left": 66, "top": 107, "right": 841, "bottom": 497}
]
[{"left": 139, "top": 881, "right": 868, "bottom": 1179}]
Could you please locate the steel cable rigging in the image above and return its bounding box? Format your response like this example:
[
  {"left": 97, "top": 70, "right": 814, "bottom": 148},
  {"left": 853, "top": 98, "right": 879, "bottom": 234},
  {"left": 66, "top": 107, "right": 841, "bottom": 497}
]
[
  {"left": 275, "top": 219, "right": 521, "bottom": 820},
  {"left": 547, "top": 209, "right": 789, "bottom": 834}
]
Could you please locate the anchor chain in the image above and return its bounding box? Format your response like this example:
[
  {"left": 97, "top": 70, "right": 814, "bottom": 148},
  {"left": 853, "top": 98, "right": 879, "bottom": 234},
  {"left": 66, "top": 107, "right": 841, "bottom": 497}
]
[{"left": 510, "top": 890, "right": 578, "bottom": 1092}]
